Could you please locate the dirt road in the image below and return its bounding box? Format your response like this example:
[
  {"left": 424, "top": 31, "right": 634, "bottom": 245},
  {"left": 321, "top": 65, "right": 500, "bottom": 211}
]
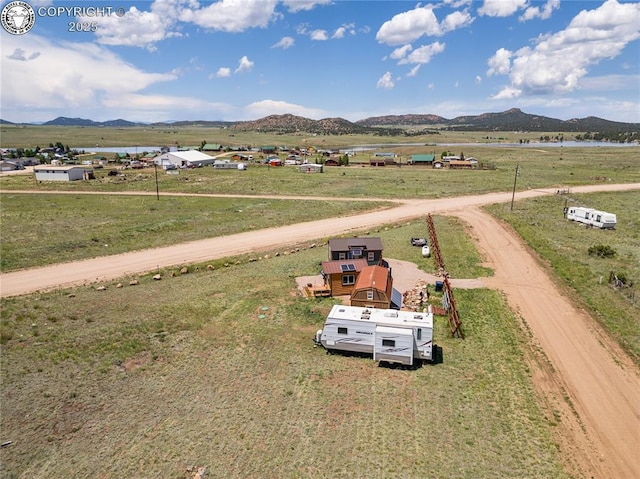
[{"left": 1, "top": 182, "right": 639, "bottom": 478}]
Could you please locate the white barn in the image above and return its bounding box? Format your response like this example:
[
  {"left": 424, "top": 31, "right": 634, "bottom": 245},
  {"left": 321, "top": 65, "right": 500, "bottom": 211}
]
[
  {"left": 153, "top": 150, "right": 215, "bottom": 169},
  {"left": 34, "top": 165, "right": 92, "bottom": 181}
]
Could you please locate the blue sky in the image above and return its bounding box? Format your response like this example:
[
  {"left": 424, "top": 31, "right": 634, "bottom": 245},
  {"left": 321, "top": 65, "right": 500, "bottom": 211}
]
[{"left": 1, "top": 0, "right": 639, "bottom": 123}]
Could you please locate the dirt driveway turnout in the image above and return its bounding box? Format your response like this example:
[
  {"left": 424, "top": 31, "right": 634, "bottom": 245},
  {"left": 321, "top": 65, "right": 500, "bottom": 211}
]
[{"left": 1, "top": 182, "right": 639, "bottom": 478}]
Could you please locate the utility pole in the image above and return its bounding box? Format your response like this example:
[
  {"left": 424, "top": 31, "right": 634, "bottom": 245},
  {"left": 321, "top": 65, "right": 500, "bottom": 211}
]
[
  {"left": 510, "top": 164, "right": 519, "bottom": 211},
  {"left": 154, "top": 162, "right": 160, "bottom": 200}
]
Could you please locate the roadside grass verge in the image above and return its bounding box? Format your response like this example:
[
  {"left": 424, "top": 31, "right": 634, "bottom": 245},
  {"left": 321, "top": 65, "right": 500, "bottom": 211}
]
[
  {"left": 486, "top": 191, "right": 640, "bottom": 365},
  {"left": 0, "top": 193, "right": 390, "bottom": 272},
  {"left": 0, "top": 221, "right": 565, "bottom": 478}
]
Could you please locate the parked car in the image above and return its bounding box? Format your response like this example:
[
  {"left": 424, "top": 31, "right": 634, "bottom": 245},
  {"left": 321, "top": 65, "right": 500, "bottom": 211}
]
[
  {"left": 410, "top": 237, "right": 427, "bottom": 246},
  {"left": 421, "top": 244, "right": 431, "bottom": 258}
]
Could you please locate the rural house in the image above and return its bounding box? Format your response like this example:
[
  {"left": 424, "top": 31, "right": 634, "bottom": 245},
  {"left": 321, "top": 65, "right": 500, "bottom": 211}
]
[
  {"left": 321, "top": 259, "right": 370, "bottom": 297},
  {"left": 449, "top": 160, "right": 475, "bottom": 169},
  {"left": 201, "top": 143, "right": 222, "bottom": 152},
  {"left": 328, "top": 237, "right": 384, "bottom": 266},
  {"left": 350, "top": 265, "right": 402, "bottom": 310},
  {"left": 409, "top": 154, "right": 435, "bottom": 166}
]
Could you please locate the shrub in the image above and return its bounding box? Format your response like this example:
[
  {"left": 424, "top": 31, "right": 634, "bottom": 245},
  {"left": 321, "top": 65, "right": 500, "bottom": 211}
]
[{"left": 588, "top": 244, "right": 616, "bottom": 258}]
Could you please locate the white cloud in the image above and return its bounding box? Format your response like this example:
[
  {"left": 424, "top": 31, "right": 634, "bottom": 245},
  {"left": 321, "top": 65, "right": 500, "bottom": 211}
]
[
  {"left": 399, "top": 42, "right": 446, "bottom": 65},
  {"left": 215, "top": 67, "right": 231, "bottom": 78},
  {"left": 272, "top": 36, "right": 295, "bottom": 49},
  {"left": 179, "top": 0, "right": 280, "bottom": 32},
  {"left": 376, "top": 72, "right": 395, "bottom": 89},
  {"left": 376, "top": 4, "right": 474, "bottom": 46},
  {"left": 282, "top": 0, "right": 331, "bottom": 13},
  {"left": 310, "top": 29, "right": 329, "bottom": 41},
  {"left": 475, "top": 75, "right": 482, "bottom": 84},
  {"left": 491, "top": 86, "right": 522, "bottom": 99},
  {"left": 390, "top": 44, "right": 413, "bottom": 60},
  {"left": 6, "top": 48, "right": 40, "bottom": 61},
  {"left": 441, "top": 10, "right": 474, "bottom": 33},
  {"left": 491, "top": 0, "right": 640, "bottom": 98},
  {"left": 478, "top": 0, "right": 527, "bottom": 17},
  {"left": 0, "top": 34, "right": 185, "bottom": 122},
  {"left": 333, "top": 23, "right": 356, "bottom": 39},
  {"left": 376, "top": 6, "right": 442, "bottom": 46},
  {"left": 235, "top": 56, "right": 254, "bottom": 73},
  {"left": 93, "top": 5, "right": 182, "bottom": 48},
  {"left": 242, "top": 99, "right": 327, "bottom": 119},
  {"left": 407, "top": 65, "right": 421, "bottom": 77},
  {"left": 520, "top": 0, "right": 560, "bottom": 22},
  {"left": 487, "top": 48, "right": 513, "bottom": 76}
]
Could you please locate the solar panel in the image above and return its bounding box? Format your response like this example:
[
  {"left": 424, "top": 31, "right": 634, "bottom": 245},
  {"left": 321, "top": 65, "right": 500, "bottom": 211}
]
[{"left": 340, "top": 263, "right": 356, "bottom": 272}]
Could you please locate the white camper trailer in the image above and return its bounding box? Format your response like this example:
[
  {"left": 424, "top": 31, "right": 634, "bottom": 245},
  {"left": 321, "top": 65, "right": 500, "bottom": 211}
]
[
  {"left": 566, "top": 206, "right": 617, "bottom": 229},
  {"left": 315, "top": 305, "right": 434, "bottom": 365}
]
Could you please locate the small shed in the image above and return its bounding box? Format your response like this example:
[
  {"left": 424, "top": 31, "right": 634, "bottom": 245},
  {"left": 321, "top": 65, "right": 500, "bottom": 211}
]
[
  {"left": 350, "top": 265, "right": 396, "bottom": 309},
  {"left": 299, "top": 164, "right": 323, "bottom": 173},
  {"left": 34, "top": 165, "right": 91, "bottom": 181}
]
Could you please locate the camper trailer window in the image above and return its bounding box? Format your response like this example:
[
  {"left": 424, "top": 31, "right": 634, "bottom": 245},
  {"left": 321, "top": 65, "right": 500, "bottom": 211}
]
[
  {"left": 382, "top": 339, "right": 395, "bottom": 347},
  {"left": 338, "top": 327, "right": 348, "bottom": 335},
  {"left": 417, "top": 328, "right": 422, "bottom": 340}
]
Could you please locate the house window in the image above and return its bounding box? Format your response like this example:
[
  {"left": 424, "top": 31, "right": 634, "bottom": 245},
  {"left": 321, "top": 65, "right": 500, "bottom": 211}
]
[
  {"left": 338, "top": 327, "right": 348, "bottom": 335},
  {"left": 368, "top": 252, "right": 375, "bottom": 262},
  {"left": 342, "top": 274, "right": 355, "bottom": 286},
  {"left": 382, "top": 339, "right": 395, "bottom": 347},
  {"left": 367, "top": 291, "right": 374, "bottom": 300},
  {"left": 338, "top": 253, "right": 346, "bottom": 260},
  {"left": 350, "top": 248, "right": 363, "bottom": 258},
  {"left": 417, "top": 328, "right": 422, "bottom": 340}
]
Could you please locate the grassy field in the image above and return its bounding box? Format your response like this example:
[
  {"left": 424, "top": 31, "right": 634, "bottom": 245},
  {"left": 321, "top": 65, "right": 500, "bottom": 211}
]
[
  {"left": 0, "top": 123, "right": 600, "bottom": 149},
  {"left": 0, "top": 220, "right": 567, "bottom": 479},
  {"left": 0, "top": 193, "right": 390, "bottom": 272},
  {"left": 486, "top": 191, "right": 640, "bottom": 365}
]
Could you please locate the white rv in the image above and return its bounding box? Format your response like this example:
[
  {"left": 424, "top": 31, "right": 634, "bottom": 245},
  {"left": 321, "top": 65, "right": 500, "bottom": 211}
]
[
  {"left": 315, "top": 305, "right": 434, "bottom": 365},
  {"left": 566, "top": 206, "right": 617, "bottom": 229}
]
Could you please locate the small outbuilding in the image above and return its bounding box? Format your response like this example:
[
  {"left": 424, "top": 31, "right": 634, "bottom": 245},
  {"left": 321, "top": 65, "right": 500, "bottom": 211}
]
[
  {"left": 34, "top": 165, "right": 92, "bottom": 181},
  {"left": 350, "top": 265, "right": 400, "bottom": 309},
  {"left": 299, "top": 163, "right": 323, "bottom": 173}
]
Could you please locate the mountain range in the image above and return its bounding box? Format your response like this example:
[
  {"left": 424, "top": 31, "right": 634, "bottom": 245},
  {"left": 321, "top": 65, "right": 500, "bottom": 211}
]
[{"left": 1, "top": 109, "right": 638, "bottom": 135}]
